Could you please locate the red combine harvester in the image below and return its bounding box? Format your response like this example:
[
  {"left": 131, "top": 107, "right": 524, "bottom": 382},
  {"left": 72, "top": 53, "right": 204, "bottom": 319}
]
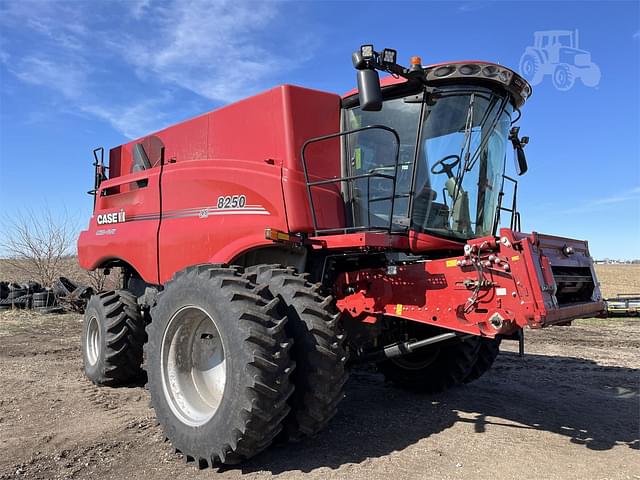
[{"left": 78, "top": 46, "right": 605, "bottom": 466}]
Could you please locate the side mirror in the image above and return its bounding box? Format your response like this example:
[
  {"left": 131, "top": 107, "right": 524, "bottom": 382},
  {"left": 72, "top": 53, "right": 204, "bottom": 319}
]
[
  {"left": 515, "top": 145, "right": 528, "bottom": 175},
  {"left": 509, "top": 126, "right": 528, "bottom": 176},
  {"left": 356, "top": 68, "right": 383, "bottom": 111}
]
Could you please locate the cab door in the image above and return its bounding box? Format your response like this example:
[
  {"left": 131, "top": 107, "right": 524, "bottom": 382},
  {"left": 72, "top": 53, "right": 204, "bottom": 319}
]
[{"left": 93, "top": 138, "right": 163, "bottom": 284}]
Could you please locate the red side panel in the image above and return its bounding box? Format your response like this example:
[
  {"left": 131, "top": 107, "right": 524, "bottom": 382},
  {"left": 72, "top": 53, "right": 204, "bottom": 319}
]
[
  {"left": 77, "top": 168, "right": 161, "bottom": 283},
  {"left": 157, "top": 159, "right": 287, "bottom": 284},
  {"left": 78, "top": 84, "right": 345, "bottom": 284},
  {"left": 209, "top": 89, "right": 286, "bottom": 165},
  {"left": 108, "top": 85, "right": 344, "bottom": 236},
  {"left": 157, "top": 88, "right": 291, "bottom": 283},
  {"left": 153, "top": 114, "right": 209, "bottom": 164},
  {"left": 280, "top": 86, "right": 344, "bottom": 232}
]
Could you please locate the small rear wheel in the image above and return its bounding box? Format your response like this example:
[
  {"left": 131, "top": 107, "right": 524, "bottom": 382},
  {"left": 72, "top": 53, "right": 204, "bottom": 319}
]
[
  {"left": 81, "top": 290, "right": 146, "bottom": 386},
  {"left": 146, "top": 264, "right": 295, "bottom": 466}
]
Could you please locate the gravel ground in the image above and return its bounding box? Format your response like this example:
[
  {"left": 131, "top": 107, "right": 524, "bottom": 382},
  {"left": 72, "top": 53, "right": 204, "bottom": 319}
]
[{"left": 0, "top": 310, "right": 638, "bottom": 480}]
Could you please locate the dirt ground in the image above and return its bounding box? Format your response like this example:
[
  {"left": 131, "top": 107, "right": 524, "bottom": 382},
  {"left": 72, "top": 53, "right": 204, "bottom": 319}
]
[
  {"left": 0, "top": 310, "right": 638, "bottom": 480},
  {"left": 1, "top": 265, "right": 639, "bottom": 480}
]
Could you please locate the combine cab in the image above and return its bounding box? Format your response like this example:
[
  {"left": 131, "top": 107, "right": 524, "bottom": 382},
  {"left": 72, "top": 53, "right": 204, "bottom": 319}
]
[{"left": 77, "top": 45, "right": 605, "bottom": 467}]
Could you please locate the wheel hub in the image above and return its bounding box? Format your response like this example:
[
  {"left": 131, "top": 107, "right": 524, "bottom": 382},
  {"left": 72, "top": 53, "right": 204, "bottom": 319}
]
[
  {"left": 161, "top": 306, "right": 226, "bottom": 427},
  {"left": 86, "top": 315, "right": 101, "bottom": 366}
]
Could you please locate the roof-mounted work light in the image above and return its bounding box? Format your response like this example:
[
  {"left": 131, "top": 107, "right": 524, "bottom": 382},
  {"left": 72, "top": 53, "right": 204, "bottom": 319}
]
[
  {"left": 360, "top": 44, "right": 375, "bottom": 60},
  {"left": 381, "top": 48, "right": 397, "bottom": 65}
]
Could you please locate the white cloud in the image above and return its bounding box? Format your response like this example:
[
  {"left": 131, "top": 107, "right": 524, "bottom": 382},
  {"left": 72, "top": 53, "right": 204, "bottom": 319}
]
[
  {"left": 7, "top": 53, "right": 170, "bottom": 138},
  {"left": 1, "top": 0, "right": 307, "bottom": 137},
  {"left": 118, "top": 0, "right": 285, "bottom": 102},
  {"left": 81, "top": 97, "right": 172, "bottom": 139},
  {"left": 11, "top": 56, "right": 88, "bottom": 99},
  {"left": 1, "top": 0, "right": 87, "bottom": 49},
  {"left": 634, "top": 30, "right": 640, "bottom": 40}
]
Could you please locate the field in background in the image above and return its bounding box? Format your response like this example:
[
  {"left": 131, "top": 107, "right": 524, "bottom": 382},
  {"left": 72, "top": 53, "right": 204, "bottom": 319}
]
[{"left": 594, "top": 264, "right": 640, "bottom": 298}]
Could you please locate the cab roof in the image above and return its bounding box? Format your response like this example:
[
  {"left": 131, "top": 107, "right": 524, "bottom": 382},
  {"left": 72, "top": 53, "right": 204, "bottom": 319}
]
[{"left": 342, "top": 60, "right": 531, "bottom": 108}]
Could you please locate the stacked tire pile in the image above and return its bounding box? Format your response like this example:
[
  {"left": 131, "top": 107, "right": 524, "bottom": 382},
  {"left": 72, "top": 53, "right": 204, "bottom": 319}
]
[
  {"left": 0, "top": 281, "right": 57, "bottom": 312},
  {"left": 0, "top": 277, "right": 93, "bottom": 313},
  {"left": 53, "top": 277, "right": 93, "bottom": 313}
]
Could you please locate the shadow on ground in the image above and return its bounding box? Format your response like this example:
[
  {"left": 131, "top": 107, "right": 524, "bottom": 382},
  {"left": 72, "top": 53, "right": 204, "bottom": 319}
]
[{"left": 229, "top": 351, "right": 639, "bottom": 475}]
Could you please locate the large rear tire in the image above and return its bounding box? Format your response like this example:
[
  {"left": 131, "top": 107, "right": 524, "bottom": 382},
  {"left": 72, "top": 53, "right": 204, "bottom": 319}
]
[
  {"left": 378, "top": 336, "right": 480, "bottom": 393},
  {"left": 146, "top": 264, "right": 295, "bottom": 466},
  {"left": 464, "top": 337, "right": 501, "bottom": 383},
  {"left": 81, "top": 290, "right": 146, "bottom": 386},
  {"left": 244, "top": 264, "right": 348, "bottom": 441}
]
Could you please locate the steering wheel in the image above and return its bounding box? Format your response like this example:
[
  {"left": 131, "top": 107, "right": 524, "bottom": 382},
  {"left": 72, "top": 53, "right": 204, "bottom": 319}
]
[{"left": 430, "top": 154, "right": 461, "bottom": 179}]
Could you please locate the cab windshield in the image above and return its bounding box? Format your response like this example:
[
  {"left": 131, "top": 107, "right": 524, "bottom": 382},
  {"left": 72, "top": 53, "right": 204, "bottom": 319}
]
[{"left": 346, "top": 85, "right": 512, "bottom": 240}]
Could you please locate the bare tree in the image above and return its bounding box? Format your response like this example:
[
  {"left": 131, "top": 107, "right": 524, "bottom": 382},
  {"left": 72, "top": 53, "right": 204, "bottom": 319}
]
[
  {"left": 1, "top": 208, "right": 77, "bottom": 286},
  {"left": 85, "top": 268, "right": 108, "bottom": 292},
  {"left": 85, "top": 267, "right": 122, "bottom": 292}
]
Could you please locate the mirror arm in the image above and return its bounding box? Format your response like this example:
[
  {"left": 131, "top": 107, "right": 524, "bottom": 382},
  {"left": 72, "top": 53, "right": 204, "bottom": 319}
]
[
  {"left": 509, "top": 127, "right": 529, "bottom": 176},
  {"left": 352, "top": 46, "right": 426, "bottom": 112}
]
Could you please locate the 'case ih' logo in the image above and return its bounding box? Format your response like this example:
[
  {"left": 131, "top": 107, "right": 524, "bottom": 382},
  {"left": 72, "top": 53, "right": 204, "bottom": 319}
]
[{"left": 97, "top": 209, "right": 126, "bottom": 225}]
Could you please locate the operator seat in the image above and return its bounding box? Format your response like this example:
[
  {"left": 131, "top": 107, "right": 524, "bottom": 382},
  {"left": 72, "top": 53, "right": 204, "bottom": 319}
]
[{"left": 445, "top": 176, "right": 471, "bottom": 235}]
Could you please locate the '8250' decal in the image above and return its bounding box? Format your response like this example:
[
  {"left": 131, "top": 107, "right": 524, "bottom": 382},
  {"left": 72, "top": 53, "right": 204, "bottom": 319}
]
[{"left": 217, "top": 195, "right": 247, "bottom": 209}]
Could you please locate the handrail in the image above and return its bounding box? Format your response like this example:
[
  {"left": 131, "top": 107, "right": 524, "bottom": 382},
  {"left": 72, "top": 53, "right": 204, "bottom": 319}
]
[
  {"left": 493, "top": 174, "right": 521, "bottom": 233},
  {"left": 301, "top": 124, "right": 401, "bottom": 235}
]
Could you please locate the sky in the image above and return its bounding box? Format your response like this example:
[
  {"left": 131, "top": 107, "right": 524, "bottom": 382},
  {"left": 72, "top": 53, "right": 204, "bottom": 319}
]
[{"left": 0, "top": 0, "right": 638, "bottom": 259}]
